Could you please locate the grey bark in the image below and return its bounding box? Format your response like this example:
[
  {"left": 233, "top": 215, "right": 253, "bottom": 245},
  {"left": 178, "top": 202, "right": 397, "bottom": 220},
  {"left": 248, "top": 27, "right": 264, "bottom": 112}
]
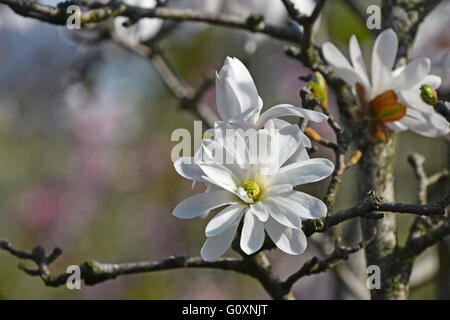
[
  {"left": 358, "top": 134, "right": 409, "bottom": 299},
  {"left": 438, "top": 140, "right": 450, "bottom": 298}
]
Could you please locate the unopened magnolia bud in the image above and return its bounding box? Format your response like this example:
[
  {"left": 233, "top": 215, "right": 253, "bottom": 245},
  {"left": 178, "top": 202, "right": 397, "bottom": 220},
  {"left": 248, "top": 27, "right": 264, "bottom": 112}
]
[
  {"left": 305, "top": 128, "right": 322, "bottom": 142},
  {"left": 348, "top": 150, "right": 362, "bottom": 166},
  {"left": 310, "top": 72, "right": 328, "bottom": 109},
  {"left": 420, "top": 85, "right": 437, "bottom": 106}
]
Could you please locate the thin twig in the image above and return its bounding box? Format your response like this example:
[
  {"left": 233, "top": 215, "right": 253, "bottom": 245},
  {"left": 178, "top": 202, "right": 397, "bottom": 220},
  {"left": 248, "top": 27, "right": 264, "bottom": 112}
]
[
  {"left": 0, "top": 239, "right": 244, "bottom": 286},
  {"left": 283, "top": 233, "right": 374, "bottom": 290}
]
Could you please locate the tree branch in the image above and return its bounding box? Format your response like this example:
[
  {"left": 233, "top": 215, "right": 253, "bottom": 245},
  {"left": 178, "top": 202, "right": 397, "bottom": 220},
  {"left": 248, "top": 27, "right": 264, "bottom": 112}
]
[
  {"left": 0, "top": 239, "right": 245, "bottom": 287},
  {"left": 110, "top": 32, "right": 215, "bottom": 126},
  {"left": 0, "top": 0, "right": 301, "bottom": 42},
  {"left": 302, "top": 189, "right": 450, "bottom": 238},
  {"left": 403, "top": 218, "right": 450, "bottom": 260}
]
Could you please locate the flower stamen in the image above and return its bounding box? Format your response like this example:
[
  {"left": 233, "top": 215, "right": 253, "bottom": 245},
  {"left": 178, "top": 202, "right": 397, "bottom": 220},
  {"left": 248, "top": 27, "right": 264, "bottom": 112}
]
[{"left": 243, "top": 181, "right": 261, "bottom": 201}]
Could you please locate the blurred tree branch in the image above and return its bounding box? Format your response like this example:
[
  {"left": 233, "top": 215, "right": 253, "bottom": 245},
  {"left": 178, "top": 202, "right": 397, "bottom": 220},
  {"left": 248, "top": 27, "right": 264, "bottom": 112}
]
[
  {"left": 112, "top": 35, "right": 215, "bottom": 126},
  {"left": 0, "top": 0, "right": 301, "bottom": 42}
]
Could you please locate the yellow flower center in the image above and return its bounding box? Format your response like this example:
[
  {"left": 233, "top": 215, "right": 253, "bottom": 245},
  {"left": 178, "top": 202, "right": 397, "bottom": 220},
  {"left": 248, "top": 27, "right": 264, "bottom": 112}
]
[{"left": 243, "top": 181, "right": 260, "bottom": 200}]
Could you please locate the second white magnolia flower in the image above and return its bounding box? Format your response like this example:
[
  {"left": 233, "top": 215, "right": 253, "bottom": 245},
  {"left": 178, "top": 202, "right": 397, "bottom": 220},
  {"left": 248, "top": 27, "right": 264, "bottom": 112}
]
[{"left": 323, "top": 29, "right": 449, "bottom": 140}]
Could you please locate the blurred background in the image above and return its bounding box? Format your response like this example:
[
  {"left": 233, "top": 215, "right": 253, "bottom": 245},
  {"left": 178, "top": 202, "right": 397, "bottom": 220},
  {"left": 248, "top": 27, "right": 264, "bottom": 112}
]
[{"left": 0, "top": 0, "right": 449, "bottom": 299}]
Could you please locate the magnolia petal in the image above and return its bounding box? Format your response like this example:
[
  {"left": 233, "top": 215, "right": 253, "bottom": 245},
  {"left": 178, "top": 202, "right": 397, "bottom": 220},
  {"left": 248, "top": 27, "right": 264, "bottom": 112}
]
[
  {"left": 263, "top": 197, "right": 302, "bottom": 229},
  {"left": 174, "top": 157, "right": 203, "bottom": 182},
  {"left": 199, "top": 181, "right": 223, "bottom": 219},
  {"left": 371, "top": 29, "right": 398, "bottom": 96},
  {"left": 391, "top": 58, "right": 431, "bottom": 91},
  {"left": 201, "top": 218, "right": 241, "bottom": 261},
  {"left": 386, "top": 121, "right": 408, "bottom": 132},
  {"left": 249, "top": 202, "right": 270, "bottom": 222},
  {"left": 299, "top": 130, "right": 312, "bottom": 148},
  {"left": 281, "top": 191, "right": 328, "bottom": 219},
  {"left": 349, "top": 35, "right": 370, "bottom": 89},
  {"left": 213, "top": 121, "right": 248, "bottom": 166},
  {"left": 284, "top": 146, "right": 311, "bottom": 165},
  {"left": 228, "top": 105, "right": 260, "bottom": 126},
  {"left": 240, "top": 210, "right": 266, "bottom": 255},
  {"left": 172, "top": 190, "right": 237, "bottom": 219},
  {"left": 323, "top": 42, "right": 366, "bottom": 87},
  {"left": 400, "top": 108, "right": 450, "bottom": 137},
  {"left": 422, "top": 74, "right": 442, "bottom": 89},
  {"left": 269, "top": 158, "right": 334, "bottom": 187},
  {"left": 205, "top": 204, "right": 245, "bottom": 237},
  {"left": 202, "top": 139, "right": 246, "bottom": 179},
  {"left": 216, "top": 57, "right": 260, "bottom": 119},
  {"left": 236, "top": 187, "right": 254, "bottom": 204},
  {"left": 198, "top": 161, "right": 241, "bottom": 193},
  {"left": 225, "top": 57, "right": 260, "bottom": 112},
  {"left": 400, "top": 89, "right": 436, "bottom": 114},
  {"left": 198, "top": 184, "right": 222, "bottom": 219},
  {"left": 426, "top": 112, "right": 450, "bottom": 135},
  {"left": 271, "top": 118, "right": 290, "bottom": 129},
  {"left": 274, "top": 124, "right": 303, "bottom": 168},
  {"left": 216, "top": 74, "right": 243, "bottom": 121},
  {"left": 226, "top": 77, "right": 257, "bottom": 116},
  {"left": 264, "top": 119, "right": 276, "bottom": 131},
  {"left": 265, "top": 218, "right": 307, "bottom": 255},
  {"left": 265, "top": 184, "right": 293, "bottom": 197},
  {"left": 202, "top": 139, "right": 235, "bottom": 164},
  {"left": 256, "top": 104, "right": 328, "bottom": 128}
]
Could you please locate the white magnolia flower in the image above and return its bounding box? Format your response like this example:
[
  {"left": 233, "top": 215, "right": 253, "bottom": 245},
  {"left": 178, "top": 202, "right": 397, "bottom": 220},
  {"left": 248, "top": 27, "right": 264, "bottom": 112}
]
[
  {"left": 114, "top": 0, "right": 163, "bottom": 45},
  {"left": 173, "top": 123, "right": 334, "bottom": 261},
  {"left": 323, "top": 29, "right": 449, "bottom": 141},
  {"left": 215, "top": 57, "right": 328, "bottom": 161}
]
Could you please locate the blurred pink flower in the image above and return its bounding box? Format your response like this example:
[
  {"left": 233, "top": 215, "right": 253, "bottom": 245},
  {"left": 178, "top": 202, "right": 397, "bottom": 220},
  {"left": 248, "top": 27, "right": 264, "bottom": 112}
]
[{"left": 13, "top": 185, "right": 65, "bottom": 231}]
